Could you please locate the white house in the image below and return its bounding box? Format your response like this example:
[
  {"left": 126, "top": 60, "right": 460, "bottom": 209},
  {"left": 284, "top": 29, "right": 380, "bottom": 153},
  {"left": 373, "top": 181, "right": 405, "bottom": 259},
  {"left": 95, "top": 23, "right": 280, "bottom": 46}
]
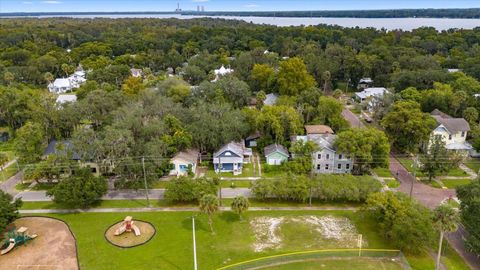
[
  {"left": 169, "top": 149, "right": 199, "bottom": 177},
  {"left": 55, "top": 94, "right": 77, "bottom": 105},
  {"left": 213, "top": 141, "right": 252, "bottom": 175},
  {"left": 48, "top": 69, "right": 86, "bottom": 94},
  {"left": 354, "top": 87, "right": 389, "bottom": 112},
  {"left": 212, "top": 65, "right": 233, "bottom": 82},
  {"left": 430, "top": 109, "right": 472, "bottom": 155},
  {"left": 357, "top": 77, "right": 373, "bottom": 89},
  {"left": 294, "top": 125, "right": 352, "bottom": 174},
  {"left": 130, "top": 68, "right": 143, "bottom": 78}
]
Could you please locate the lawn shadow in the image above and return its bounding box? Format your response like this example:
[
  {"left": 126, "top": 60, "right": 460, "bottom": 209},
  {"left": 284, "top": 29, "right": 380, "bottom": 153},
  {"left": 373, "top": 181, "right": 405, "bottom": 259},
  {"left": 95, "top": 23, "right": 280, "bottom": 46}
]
[{"left": 218, "top": 211, "right": 240, "bottom": 223}]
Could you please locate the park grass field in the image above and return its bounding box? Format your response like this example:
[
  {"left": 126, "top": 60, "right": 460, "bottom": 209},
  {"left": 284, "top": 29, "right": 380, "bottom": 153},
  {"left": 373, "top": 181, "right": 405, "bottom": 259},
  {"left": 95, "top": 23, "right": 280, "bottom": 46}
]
[
  {"left": 257, "top": 258, "right": 405, "bottom": 270},
  {"left": 21, "top": 210, "right": 468, "bottom": 270}
]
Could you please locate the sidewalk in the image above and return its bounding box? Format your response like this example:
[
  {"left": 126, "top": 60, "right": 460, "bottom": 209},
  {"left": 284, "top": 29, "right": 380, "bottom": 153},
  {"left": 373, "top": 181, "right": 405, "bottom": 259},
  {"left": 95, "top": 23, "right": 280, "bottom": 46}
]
[{"left": 19, "top": 206, "right": 359, "bottom": 214}]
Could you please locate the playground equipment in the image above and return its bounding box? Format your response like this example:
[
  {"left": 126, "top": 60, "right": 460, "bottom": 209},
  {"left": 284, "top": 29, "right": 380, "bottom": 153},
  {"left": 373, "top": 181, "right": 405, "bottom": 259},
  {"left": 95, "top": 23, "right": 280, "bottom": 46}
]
[
  {"left": 114, "top": 216, "right": 141, "bottom": 237},
  {"left": 1, "top": 227, "right": 37, "bottom": 255}
]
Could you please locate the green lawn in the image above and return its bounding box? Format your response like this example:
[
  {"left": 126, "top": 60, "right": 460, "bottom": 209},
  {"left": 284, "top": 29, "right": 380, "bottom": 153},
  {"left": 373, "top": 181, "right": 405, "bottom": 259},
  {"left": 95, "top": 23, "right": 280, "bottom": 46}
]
[
  {"left": 0, "top": 161, "right": 19, "bottom": 182},
  {"left": 27, "top": 211, "right": 394, "bottom": 270},
  {"left": 206, "top": 163, "right": 258, "bottom": 178},
  {"left": 22, "top": 210, "right": 468, "bottom": 270},
  {"left": 20, "top": 199, "right": 361, "bottom": 210},
  {"left": 385, "top": 179, "right": 400, "bottom": 188},
  {"left": 372, "top": 167, "right": 393, "bottom": 178},
  {"left": 259, "top": 258, "right": 404, "bottom": 270},
  {"left": 398, "top": 158, "right": 468, "bottom": 177},
  {"left": 440, "top": 179, "right": 472, "bottom": 189},
  {"left": 261, "top": 163, "right": 287, "bottom": 178},
  {"left": 463, "top": 158, "right": 480, "bottom": 174}
]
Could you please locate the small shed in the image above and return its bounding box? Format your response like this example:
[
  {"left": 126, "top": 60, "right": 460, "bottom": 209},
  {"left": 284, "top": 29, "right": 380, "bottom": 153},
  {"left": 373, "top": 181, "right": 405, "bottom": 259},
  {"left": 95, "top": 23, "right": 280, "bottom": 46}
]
[{"left": 264, "top": 144, "right": 289, "bottom": 165}]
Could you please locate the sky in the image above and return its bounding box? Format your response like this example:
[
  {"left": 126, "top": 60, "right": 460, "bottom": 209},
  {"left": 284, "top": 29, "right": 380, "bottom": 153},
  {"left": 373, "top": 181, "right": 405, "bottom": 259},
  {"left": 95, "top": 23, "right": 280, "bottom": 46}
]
[{"left": 1, "top": 0, "right": 480, "bottom": 13}]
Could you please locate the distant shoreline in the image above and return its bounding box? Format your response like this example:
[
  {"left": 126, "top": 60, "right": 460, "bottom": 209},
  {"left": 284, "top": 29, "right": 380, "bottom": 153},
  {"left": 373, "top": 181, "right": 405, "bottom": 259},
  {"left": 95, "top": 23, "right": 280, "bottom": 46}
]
[{"left": 1, "top": 8, "right": 480, "bottom": 19}]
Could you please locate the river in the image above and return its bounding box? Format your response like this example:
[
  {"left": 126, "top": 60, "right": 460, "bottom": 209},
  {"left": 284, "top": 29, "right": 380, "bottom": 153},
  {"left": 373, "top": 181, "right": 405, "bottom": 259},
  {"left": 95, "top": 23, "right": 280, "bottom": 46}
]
[{"left": 3, "top": 14, "right": 480, "bottom": 31}]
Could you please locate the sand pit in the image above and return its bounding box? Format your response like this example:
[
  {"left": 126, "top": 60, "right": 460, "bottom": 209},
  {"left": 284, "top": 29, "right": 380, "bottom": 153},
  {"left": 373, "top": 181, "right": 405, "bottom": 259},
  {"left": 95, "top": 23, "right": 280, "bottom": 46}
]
[
  {"left": 0, "top": 217, "right": 78, "bottom": 270},
  {"left": 105, "top": 220, "right": 155, "bottom": 248}
]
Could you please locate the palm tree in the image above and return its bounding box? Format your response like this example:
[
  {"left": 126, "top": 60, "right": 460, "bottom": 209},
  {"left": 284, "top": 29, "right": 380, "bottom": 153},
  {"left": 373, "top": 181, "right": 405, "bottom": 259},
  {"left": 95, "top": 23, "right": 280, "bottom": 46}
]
[
  {"left": 231, "top": 196, "right": 249, "bottom": 220},
  {"left": 199, "top": 194, "right": 219, "bottom": 233},
  {"left": 433, "top": 204, "right": 460, "bottom": 270}
]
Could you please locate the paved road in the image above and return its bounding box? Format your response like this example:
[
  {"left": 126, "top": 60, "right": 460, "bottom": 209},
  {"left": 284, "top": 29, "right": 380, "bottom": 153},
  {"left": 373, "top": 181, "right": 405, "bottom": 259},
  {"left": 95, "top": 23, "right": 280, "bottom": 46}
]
[
  {"left": 342, "top": 108, "right": 365, "bottom": 128},
  {"left": 0, "top": 171, "right": 23, "bottom": 196},
  {"left": 15, "top": 188, "right": 253, "bottom": 202},
  {"left": 390, "top": 155, "right": 480, "bottom": 270},
  {"left": 19, "top": 206, "right": 358, "bottom": 214}
]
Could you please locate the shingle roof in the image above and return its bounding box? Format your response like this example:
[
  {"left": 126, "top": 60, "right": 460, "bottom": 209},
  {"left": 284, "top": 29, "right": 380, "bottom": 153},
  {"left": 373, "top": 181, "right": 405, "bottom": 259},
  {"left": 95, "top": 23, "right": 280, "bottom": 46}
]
[
  {"left": 172, "top": 149, "right": 199, "bottom": 164},
  {"left": 264, "top": 143, "right": 289, "bottom": 157},
  {"left": 305, "top": 125, "right": 334, "bottom": 135},
  {"left": 264, "top": 93, "right": 278, "bottom": 106},
  {"left": 214, "top": 141, "right": 249, "bottom": 158},
  {"left": 431, "top": 110, "right": 470, "bottom": 133},
  {"left": 43, "top": 140, "right": 80, "bottom": 160}
]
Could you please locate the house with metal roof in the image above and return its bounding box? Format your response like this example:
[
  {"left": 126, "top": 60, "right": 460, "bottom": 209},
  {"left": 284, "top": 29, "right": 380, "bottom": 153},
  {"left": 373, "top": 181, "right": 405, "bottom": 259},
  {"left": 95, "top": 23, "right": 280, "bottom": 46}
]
[
  {"left": 264, "top": 143, "right": 289, "bottom": 165},
  {"left": 56, "top": 94, "right": 77, "bottom": 105},
  {"left": 429, "top": 109, "right": 472, "bottom": 154},
  {"left": 213, "top": 141, "right": 252, "bottom": 175},
  {"left": 169, "top": 149, "right": 199, "bottom": 177}
]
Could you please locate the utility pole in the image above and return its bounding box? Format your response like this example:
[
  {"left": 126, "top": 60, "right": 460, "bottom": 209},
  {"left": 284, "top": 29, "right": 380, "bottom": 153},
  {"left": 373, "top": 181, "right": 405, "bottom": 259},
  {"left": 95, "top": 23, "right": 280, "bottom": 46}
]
[
  {"left": 192, "top": 216, "right": 198, "bottom": 270},
  {"left": 410, "top": 155, "right": 417, "bottom": 198},
  {"left": 217, "top": 156, "right": 222, "bottom": 206},
  {"left": 142, "top": 157, "right": 151, "bottom": 207}
]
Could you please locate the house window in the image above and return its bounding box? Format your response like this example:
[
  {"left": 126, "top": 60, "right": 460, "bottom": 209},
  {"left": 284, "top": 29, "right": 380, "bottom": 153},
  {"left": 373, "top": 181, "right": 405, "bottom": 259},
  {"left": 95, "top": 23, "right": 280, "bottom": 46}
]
[
  {"left": 338, "top": 164, "right": 342, "bottom": 169},
  {"left": 225, "top": 152, "right": 232, "bottom": 156},
  {"left": 326, "top": 154, "right": 330, "bottom": 159},
  {"left": 339, "top": 154, "right": 343, "bottom": 159},
  {"left": 461, "top": 131, "right": 465, "bottom": 137},
  {"left": 346, "top": 164, "right": 350, "bottom": 169},
  {"left": 449, "top": 134, "right": 452, "bottom": 140},
  {"left": 317, "top": 164, "right": 321, "bottom": 170},
  {"left": 325, "top": 164, "right": 329, "bottom": 170},
  {"left": 317, "top": 154, "right": 321, "bottom": 159}
]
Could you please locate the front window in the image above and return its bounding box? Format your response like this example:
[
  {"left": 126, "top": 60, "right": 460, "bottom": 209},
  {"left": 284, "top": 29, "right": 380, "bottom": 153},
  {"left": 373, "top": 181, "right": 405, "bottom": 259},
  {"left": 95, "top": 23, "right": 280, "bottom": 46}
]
[
  {"left": 338, "top": 164, "right": 342, "bottom": 169},
  {"left": 339, "top": 154, "right": 343, "bottom": 159},
  {"left": 316, "top": 164, "right": 321, "bottom": 170},
  {"left": 461, "top": 131, "right": 465, "bottom": 137},
  {"left": 325, "top": 164, "right": 329, "bottom": 170},
  {"left": 346, "top": 164, "right": 350, "bottom": 169},
  {"left": 326, "top": 154, "right": 330, "bottom": 159},
  {"left": 317, "top": 154, "right": 321, "bottom": 159},
  {"left": 449, "top": 134, "right": 452, "bottom": 140}
]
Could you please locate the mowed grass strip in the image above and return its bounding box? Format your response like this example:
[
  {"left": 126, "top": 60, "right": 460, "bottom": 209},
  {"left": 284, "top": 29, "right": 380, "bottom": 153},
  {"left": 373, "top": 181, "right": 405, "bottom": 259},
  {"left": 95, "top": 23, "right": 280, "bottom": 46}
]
[{"left": 256, "top": 257, "right": 405, "bottom": 270}]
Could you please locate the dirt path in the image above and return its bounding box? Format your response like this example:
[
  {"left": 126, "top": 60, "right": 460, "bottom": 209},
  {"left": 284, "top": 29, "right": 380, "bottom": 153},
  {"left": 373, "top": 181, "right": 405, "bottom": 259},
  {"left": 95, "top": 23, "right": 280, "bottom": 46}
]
[{"left": 0, "top": 217, "right": 78, "bottom": 270}]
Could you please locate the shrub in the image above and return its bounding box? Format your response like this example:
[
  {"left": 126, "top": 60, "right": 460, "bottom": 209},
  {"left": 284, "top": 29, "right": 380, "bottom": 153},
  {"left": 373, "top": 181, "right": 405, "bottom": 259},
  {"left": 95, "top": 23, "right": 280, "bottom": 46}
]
[
  {"left": 47, "top": 168, "right": 107, "bottom": 208},
  {"left": 164, "top": 176, "right": 217, "bottom": 202}
]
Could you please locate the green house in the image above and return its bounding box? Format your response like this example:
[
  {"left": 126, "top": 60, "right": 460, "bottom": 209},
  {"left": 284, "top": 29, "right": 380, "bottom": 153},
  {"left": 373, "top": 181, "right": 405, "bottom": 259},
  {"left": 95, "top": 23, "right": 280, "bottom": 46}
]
[{"left": 264, "top": 144, "right": 289, "bottom": 165}]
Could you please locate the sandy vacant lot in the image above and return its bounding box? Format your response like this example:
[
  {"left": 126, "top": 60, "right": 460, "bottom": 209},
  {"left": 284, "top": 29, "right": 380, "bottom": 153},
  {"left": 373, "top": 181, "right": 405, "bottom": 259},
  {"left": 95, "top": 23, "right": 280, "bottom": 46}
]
[{"left": 0, "top": 217, "right": 78, "bottom": 270}]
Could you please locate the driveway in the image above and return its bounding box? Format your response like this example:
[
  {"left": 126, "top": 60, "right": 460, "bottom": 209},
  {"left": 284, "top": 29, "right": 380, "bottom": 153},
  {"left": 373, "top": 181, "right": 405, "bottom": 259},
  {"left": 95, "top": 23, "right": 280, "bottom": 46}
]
[{"left": 342, "top": 108, "right": 365, "bottom": 128}]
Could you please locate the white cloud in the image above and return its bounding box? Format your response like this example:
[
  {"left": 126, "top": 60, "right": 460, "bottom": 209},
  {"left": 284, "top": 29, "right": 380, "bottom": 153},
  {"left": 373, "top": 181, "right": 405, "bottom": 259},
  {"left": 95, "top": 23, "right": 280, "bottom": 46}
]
[
  {"left": 192, "top": 0, "right": 209, "bottom": 2},
  {"left": 244, "top": 4, "right": 259, "bottom": 8},
  {"left": 41, "top": 0, "right": 62, "bottom": 4}
]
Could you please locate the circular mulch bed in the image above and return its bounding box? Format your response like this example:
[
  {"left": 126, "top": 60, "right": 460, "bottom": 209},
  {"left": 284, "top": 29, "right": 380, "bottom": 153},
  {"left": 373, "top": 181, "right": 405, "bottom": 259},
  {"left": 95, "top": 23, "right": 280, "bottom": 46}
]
[{"left": 104, "top": 219, "right": 156, "bottom": 248}]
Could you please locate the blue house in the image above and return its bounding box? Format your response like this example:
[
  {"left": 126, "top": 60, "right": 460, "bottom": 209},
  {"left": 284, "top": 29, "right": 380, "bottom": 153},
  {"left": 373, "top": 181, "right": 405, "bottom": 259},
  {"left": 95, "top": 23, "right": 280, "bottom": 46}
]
[{"left": 213, "top": 142, "right": 252, "bottom": 175}]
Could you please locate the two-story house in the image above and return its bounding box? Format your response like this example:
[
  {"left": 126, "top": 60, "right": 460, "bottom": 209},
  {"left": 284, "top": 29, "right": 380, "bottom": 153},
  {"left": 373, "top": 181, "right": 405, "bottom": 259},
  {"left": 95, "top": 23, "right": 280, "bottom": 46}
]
[
  {"left": 213, "top": 141, "right": 253, "bottom": 175},
  {"left": 294, "top": 125, "right": 352, "bottom": 174},
  {"left": 430, "top": 109, "right": 472, "bottom": 155}
]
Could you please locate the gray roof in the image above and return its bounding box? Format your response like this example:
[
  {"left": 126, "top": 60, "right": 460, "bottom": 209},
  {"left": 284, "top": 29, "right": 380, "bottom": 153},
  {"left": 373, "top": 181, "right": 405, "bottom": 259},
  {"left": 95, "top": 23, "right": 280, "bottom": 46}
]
[
  {"left": 295, "top": 134, "right": 337, "bottom": 152},
  {"left": 171, "top": 149, "right": 199, "bottom": 164},
  {"left": 43, "top": 140, "right": 80, "bottom": 160},
  {"left": 214, "top": 141, "right": 251, "bottom": 158},
  {"left": 355, "top": 87, "right": 387, "bottom": 100},
  {"left": 431, "top": 110, "right": 470, "bottom": 133},
  {"left": 264, "top": 93, "right": 278, "bottom": 106},
  {"left": 264, "top": 143, "right": 289, "bottom": 157}
]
